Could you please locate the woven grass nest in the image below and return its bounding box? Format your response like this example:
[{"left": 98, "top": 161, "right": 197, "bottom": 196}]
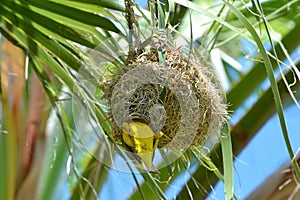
[{"left": 101, "top": 33, "right": 228, "bottom": 149}]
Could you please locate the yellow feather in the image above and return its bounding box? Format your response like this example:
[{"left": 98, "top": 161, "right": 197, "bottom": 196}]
[{"left": 122, "top": 121, "right": 163, "bottom": 170}]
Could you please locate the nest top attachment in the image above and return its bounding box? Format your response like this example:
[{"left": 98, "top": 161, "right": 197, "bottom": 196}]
[{"left": 102, "top": 28, "right": 228, "bottom": 150}]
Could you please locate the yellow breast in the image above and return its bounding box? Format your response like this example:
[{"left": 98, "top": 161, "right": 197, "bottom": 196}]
[{"left": 122, "top": 121, "right": 163, "bottom": 170}]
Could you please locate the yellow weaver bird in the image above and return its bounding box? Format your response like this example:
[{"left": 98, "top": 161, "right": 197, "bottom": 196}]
[{"left": 122, "top": 120, "right": 163, "bottom": 172}]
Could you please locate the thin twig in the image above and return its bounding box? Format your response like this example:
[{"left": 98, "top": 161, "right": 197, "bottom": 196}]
[{"left": 124, "top": 0, "right": 142, "bottom": 62}]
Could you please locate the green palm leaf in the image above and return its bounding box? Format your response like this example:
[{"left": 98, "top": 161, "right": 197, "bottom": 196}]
[{"left": 0, "top": 0, "right": 299, "bottom": 199}]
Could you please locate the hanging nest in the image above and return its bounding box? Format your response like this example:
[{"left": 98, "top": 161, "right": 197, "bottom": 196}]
[{"left": 100, "top": 32, "right": 228, "bottom": 149}]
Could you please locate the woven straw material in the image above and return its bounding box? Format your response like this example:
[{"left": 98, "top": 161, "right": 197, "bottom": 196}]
[{"left": 101, "top": 44, "right": 228, "bottom": 149}]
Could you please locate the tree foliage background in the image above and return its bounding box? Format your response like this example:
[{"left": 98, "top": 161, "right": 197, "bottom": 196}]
[{"left": 0, "top": 0, "right": 299, "bottom": 199}]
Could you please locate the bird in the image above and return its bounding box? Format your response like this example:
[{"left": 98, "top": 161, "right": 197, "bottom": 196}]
[{"left": 121, "top": 120, "right": 163, "bottom": 172}]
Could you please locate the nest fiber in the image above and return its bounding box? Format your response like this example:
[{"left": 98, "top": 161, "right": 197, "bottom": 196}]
[{"left": 101, "top": 39, "right": 228, "bottom": 149}]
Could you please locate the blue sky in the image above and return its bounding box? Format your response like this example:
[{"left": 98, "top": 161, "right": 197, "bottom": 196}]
[
  {"left": 211, "top": 103, "right": 300, "bottom": 199},
  {"left": 100, "top": 1, "right": 300, "bottom": 199}
]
